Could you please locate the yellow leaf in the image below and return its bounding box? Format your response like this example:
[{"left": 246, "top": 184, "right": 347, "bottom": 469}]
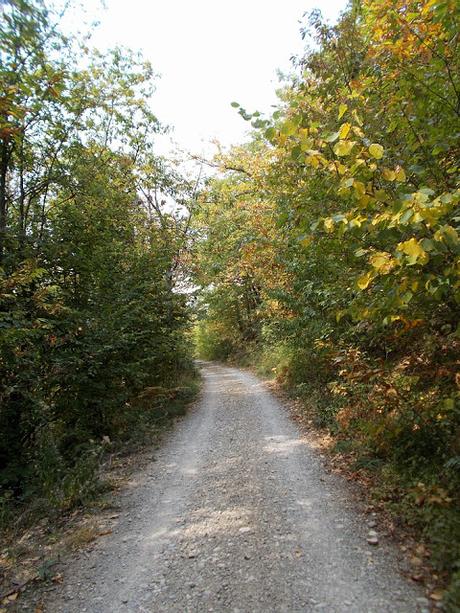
[
  {"left": 444, "top": 398, "right": 455, "bottom": 411},
  {"left": 397, "top": 238, "right": 429, "bottom": 265},
  {"left": 382, "top": 168, "right": 396, "bottom": 181},
  {"left": 395, "top": 166, "right": 406, "bottom": 182},
  {"left": 281, "top": 119, "right": 297, "bottom": 136},
  {"left": 300, "top": 236, "right": 312, "bottom": 247},
  {"left": 352, "top": 109, "right": 363, "bottom": 126},
  {"left": 370, "top": 252, "right": 388, "bottom": 269},
  {"left": 334, "top": 141, "right": 355, "bottom": 156},
  {"left": 339, "top": 122, "right": 351, "bottom": 139},
  {"left": 349, "top": 214, "right": 367, "bottom": 227},
  {"left": 299, "top": 128, "right": 313, "bottom": 151},
  {"left": 422, "top": 0, "right": 438, "bottom": 14},
  {"left": 357, "top": 271, "right": 374, "bottom": 290},
  {"left": 324, "top": 218, "right": 334, "bottom": 233},
  {"left": 338, "top": 103, "right": 348, "bottom": 120},
  {"left": 307, "top": 155, "right": 319, "bottom": 169},
  {"left": 353, "top": 181, "right": 366, "bottom": 197},
  {"left": 369, "top": 143, "right": 384, "bottom": 159},
  {"left": 300, "top": 139, "right": 313, "bottom": 152},
  {"left": 358, "top": 194, "right": 371, "bottom": 207},
  {"left": 441, "top": 225, "right": 459, "bottom": 245},
  {"left": 370, "top": 251, "right": 397, "bottom": 274},
  {"left": 372, "top": 212, "right": 390, "bottom": 226}
]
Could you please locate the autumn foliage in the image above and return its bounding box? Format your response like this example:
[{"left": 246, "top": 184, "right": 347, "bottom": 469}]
[{"left": 194, "top": 0, "right": 460, "bottom": 604}]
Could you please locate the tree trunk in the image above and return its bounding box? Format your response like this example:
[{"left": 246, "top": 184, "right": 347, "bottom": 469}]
[{"left": 0, "top": 139, "right": 11, "bottom": 265}]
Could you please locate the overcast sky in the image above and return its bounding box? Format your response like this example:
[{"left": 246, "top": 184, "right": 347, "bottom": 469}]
[{"left": 80, "top": 0, "right": 348, "bottom": 157}]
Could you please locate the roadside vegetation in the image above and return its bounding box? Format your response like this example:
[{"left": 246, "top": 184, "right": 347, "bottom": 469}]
[
  {"left": 1, "top": 0, "right": 459, "bottom": 607},
  {"left": 0, "top": 0, "right": 197, "bottom": 535},
  {"left": 193, "top": 0, "right": 460, "bottom": 606}
]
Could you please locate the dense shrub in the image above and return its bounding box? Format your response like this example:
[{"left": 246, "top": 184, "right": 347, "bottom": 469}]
[{"left": 0, "top": 0, "right": 196, "bottom": 523}]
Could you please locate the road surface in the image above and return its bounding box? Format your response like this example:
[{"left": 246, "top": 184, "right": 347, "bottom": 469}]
[{"left": 39, "top": 362, "right": 424, "bottom": 612}]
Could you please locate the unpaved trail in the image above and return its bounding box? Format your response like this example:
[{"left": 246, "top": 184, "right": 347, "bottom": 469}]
[{"left": 38, "top": 362, "right": 425, "bottom": 612}]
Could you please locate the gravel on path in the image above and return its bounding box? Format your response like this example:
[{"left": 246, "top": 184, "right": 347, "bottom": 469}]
[{"left": 38, "top": 362, "right": 425, "bottom": 612}]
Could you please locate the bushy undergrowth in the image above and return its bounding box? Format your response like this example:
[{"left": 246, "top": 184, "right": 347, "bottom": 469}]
[
  {"left": 192, "top": 292, "right": 460, "bottom": 592},
  {"left": 0, "top": 364, "right": 199, "bottom": 532},
  {"left": 204, "top": 329, "right": 459, "bottom": 604}
]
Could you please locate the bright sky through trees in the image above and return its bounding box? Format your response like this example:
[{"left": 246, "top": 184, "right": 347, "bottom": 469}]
[{"left": 84, "top": 0, "right": 348, "bottom": 156}]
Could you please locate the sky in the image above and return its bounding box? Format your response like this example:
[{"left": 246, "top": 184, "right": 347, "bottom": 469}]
[{"left": 80, "top": 0, "right": 348, "bottom": 157}]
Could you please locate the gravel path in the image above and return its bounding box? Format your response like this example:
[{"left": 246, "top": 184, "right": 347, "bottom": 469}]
[{"left": 41, "top": 362, "right": 425, "bottom": 612}]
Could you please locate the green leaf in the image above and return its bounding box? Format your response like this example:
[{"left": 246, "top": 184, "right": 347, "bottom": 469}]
[
  {"left": 264, "top": 127, "right": 276, "bottom": 141},
  {"left": 400, "top": 208, "right": 414, "bottom": 224},
  {"left": 281, "top": 120, "right": 297, "bottom": 136},
  {"left": 421, "top": 238, "right": 435, "bottom": 252},
  {"left": 324, "top": 131, "right": 340, "bottom": 143},
  {"left": 399, "top": 291, "right": 413, "bottom": 304}
]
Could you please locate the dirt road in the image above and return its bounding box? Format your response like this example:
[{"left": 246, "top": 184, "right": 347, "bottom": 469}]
[{"left": 39, "top": 362, "right": 425, "bottom": 612}]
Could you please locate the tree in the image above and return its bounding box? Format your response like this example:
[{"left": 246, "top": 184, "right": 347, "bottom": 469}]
[{"left": 0, "top": 0, "right": 195, "bottom": 513}]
